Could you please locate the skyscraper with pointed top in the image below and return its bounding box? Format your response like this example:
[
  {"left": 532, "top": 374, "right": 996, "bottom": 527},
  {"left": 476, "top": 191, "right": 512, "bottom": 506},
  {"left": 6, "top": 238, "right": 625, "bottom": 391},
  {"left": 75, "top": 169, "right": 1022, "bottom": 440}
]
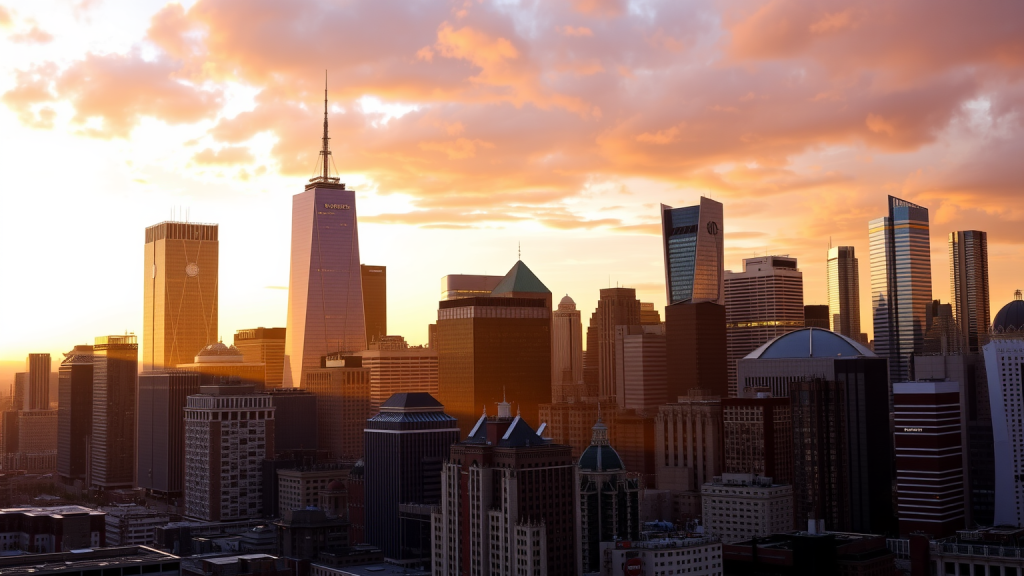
[{"left": 284, "top": 78, "right": 366, "bottom": 388}]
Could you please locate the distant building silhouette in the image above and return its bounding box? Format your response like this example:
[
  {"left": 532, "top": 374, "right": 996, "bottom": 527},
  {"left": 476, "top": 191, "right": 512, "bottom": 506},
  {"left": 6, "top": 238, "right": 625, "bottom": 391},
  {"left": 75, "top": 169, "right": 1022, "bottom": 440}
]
[
  {"left": 827, "top": 246, "right": 862, "bottom": 340},
  {"left": 361, "top": 264, "right": 387, "bottom": 347}
]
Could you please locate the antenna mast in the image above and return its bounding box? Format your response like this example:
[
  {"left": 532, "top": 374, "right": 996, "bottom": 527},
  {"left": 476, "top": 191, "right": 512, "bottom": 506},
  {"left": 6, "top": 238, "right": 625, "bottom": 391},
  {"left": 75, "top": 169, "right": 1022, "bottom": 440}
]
[{"left": 309, "top": 70, "right": 341, "bottom": 186}]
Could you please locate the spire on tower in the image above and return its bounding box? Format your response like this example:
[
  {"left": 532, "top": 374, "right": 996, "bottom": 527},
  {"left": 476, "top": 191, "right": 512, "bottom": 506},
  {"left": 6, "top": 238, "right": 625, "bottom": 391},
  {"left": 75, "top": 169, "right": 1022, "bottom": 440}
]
[{"left": 309, "top": 70, "right": 342, "bottom": 187}]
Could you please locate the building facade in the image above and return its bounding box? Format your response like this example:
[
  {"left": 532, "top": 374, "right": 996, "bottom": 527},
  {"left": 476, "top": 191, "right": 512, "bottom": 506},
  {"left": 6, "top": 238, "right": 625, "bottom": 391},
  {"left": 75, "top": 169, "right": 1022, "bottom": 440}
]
[
  {"left": 277, "top": 465, "right": 349, "bottom": 516},
  {"left": 184, "top": 383, "right": 275, "bottom": 521},
  {"left": 665, "top": 302, "right": 728, "bottom": 400},
  {"left": 303, "top": 355, "right": 371, "bottom": 461},
  {"left": 949, "top": 231, "right": 990, "bottom": 354},
  {"left": 614, "top": 324, "right": 667, "bottom": 413},
  {"left": 789, "top": 378, "right": 850, "bottom": 533},
  {"left": 827, "top": 246, "right": 862, "bottom": 341},
  {"left": 661, "top": 197, "right": 724, "bottom": 306},
  {"left": 983, "top": 294, "right": 1024, "bottom": 527},
  {"left": 870, "top": 195, "right": 933, "bottom": 382},
  {"left": 143, "top": 221, "right": 219, "bottom": 370},
  {"left": 361, "top": 264, "right": 387, "bottom": 347},
  {"left": 91, "top": 334, "right": 138, "bottom": 491},
  {"left": 26, "top": 353, "right": 51, "bottom": 410},
  {"left": 724, "top": 256, "right": 805, "bottom": 397},
  {"left": 552, "top": 295, "right": 585, "bottom": 403},
  {"left": 356, "top": 336, "right": 439, "bottom": 413},
  {"left": 893, "top": 381, "right": 965, "bottom": 537},
  {"left": 721, "top": 396, "right": 793, "bottom": 484},
  {"left": 701, "top": 473, "right": 793, "bottom": 544},
  {"left": 599, "top": 537, "right": 723, "bottom": 576},
  {"left": 177, "top": 342, "right": 267, "bottom": 390},
  {"left": 57, "top": 345, "right": 92, "bottom": 485},
  {"left": 234, "top": 328, "right": 286, "bottom": 389},
  {"left": 267, "top": 388, "right": 318, "bottom": 454},
  {"left": 436, "top": 289, "right": 551, "bottom": 433},
  {"left": 137, "top": 370, "right": 201, "bottom": 498},
  {"left": 431, "top": 403, "right": 579, "bottom": 576},
  {"left": 587, "top": 288, "right": 643, "bottom": 403},
  {"left": 365, "top": 393, "right": 459, "bottom": 563},
  {"left": 440, "top": 274, "right": 503, "bottom": 301},
  {"left": 655, "top": 390, "right": 723, "bottom": 523}
]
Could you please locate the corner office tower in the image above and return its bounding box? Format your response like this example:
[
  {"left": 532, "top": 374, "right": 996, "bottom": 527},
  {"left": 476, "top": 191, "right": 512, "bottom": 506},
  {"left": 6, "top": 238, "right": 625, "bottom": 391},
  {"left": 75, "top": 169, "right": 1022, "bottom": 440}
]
[
  {"left": 144, "top": 222, "right": 219, "bottom": 370},
  {"left": 284, "top": 86, "right": 366, "bottom": 388}
]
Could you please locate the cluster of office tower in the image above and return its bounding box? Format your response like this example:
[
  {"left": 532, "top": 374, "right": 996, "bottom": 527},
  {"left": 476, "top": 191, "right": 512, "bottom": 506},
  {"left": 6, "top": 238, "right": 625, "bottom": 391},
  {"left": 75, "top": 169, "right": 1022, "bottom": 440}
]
[{"left": 6, "top": 101, "right": 1024, "bottom": 576}]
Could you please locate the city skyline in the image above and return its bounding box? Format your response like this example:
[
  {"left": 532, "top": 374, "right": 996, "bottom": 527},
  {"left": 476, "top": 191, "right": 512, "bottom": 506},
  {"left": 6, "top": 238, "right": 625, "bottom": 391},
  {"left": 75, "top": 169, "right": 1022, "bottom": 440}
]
[{"left": 3, "top": 2, "right": 1024, "bottom": 368}]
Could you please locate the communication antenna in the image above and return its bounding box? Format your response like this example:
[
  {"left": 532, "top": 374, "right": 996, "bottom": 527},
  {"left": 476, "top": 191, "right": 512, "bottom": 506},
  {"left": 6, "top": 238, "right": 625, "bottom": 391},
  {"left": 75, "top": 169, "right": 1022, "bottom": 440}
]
[{"left": 309, "top": 71, "right": 340, "bottom": 185}]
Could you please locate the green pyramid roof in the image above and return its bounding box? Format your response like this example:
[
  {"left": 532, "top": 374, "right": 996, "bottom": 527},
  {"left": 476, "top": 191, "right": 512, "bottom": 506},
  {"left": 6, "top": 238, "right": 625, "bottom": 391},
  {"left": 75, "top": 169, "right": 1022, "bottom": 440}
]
[{"left": 491, "top": 260, "right": 550, "bottom": 295}]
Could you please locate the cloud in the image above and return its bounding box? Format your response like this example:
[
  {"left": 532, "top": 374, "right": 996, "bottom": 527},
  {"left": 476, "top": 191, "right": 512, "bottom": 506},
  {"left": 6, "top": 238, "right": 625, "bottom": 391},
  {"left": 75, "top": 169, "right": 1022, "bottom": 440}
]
[
  {"left": 0, "top": 5, "right": 12, "bottom": 29},
  {"left": 192, "top": 145, "right": 254, "bottom": 165},
  {"left": 10, "top": 24, "right": 53, "bottom": 44}
]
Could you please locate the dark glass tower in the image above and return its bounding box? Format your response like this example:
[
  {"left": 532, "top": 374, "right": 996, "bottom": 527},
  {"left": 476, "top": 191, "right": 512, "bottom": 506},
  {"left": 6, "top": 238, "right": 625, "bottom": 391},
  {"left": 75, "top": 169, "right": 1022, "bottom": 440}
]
[
  {"left": 91, "top": 334, "right": 138, "bottom": 491},
  {"left": 57, "top": 345, "right": 93, "bottom": 486},
  {"left": 364, "top": 393, "right": 459, "bottom": 562},
  {"left": 137, "top": 369, "right": 201, "bottom": 498},
  {"left": 949, "top": 230, "right": 990, "bottom": 353},
  {"left": 26, "top": 353, "right": 51, "bottom": 410},
  {"left": 284, "top": 88, "right": 366, "bottom": 388},
  {"left": 661, "top": 197, "right": 724, "bottom": 306},
  {"left": 870, "top": 195, "right": 932, "bottom": 382},
  {"left": 361, "top": 265, "right": 387, "bottom": 347}
]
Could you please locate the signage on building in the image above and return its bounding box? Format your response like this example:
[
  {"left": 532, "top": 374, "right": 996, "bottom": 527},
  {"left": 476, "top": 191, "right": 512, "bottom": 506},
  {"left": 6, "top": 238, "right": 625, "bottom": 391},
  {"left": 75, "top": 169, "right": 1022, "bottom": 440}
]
[
  {"left": 624, "top": 558, "right": 642, "bottom": 576},
  {"left": 324, "top": 203, "right": 351, "bottom": 210}
]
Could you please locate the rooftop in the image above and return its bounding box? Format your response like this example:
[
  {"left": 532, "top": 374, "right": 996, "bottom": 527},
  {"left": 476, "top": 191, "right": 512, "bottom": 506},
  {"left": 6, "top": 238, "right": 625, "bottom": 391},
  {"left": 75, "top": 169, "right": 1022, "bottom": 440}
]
[
  {"left": 490, "top": 260, "right": 550, "bottom": 295},
  {"left": 0, "top": 505, "right": 104, "bottom": 518},
  {"left": 379, "top": 392, "right": 444, "bottom": 412},
  {"left": 0, "top": 546, "right": 179, "bottom": 576},
  {"left": 746, "top": 327, "right": 875, "bottom": 359}
]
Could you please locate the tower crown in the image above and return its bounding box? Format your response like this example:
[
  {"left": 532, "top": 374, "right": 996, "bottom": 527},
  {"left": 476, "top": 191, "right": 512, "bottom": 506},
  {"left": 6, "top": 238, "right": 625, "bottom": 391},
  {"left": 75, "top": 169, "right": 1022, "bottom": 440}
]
[{"left": 309, "top": 71, "right": 343, "bottom": 188}]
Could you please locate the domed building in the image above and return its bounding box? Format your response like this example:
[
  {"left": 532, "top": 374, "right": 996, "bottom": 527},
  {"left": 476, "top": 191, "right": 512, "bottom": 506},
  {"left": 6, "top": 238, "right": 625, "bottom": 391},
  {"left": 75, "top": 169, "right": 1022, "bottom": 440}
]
[
  {"left": 177, "top": 341, "right": 267, "bottom": 390},
  {"left": 982, "top": 289, "right": 1024, "bottom": 527},
  {"left": 578, "top": 414, "right": 641, "bottom": 575},
  {"left": 553, "top": 294, "right": 585, "bottom": 402}
]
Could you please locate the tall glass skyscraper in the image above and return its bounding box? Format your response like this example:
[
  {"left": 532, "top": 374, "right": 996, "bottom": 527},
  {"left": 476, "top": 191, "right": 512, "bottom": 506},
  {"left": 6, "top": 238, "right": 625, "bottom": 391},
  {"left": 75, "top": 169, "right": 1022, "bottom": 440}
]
[
  {"left": 660, "top": 197, "right": 724, "bottom": 305},
  {"left": 950, "top": 230, "right": 990, "bottom": 353},
  {"left": 284, "top": 90, "right": 366, "bottom": 388},
  {"left": 869, "top": 196, "right": 933, "bottom": 382},
  {"left": 827, "top": 246, "right": 862, "bottom": 341}
]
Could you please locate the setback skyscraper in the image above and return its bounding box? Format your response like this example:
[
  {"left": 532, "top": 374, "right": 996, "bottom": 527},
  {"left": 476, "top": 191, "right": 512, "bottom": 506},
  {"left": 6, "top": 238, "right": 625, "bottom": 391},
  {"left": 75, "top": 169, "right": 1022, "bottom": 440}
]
[
  {"left": 361, "top": 264, "right": 387, "bottom": 346},
  {"left": 587, "top": 287, "right": 642, "bottom": 403},
  {"left": 552, "top": 294, "right": 584, "bottom": 403},
  {"left": 870, "top": 195, "right": 933, "bottom": 382},
  {"left": 827, "top": 246, "right": 862, "bottom": 341},
  {"left": 724, "top": 256, "right": 804, "bottom": 397},
  {"left": 950, "top": 230, "right": 990, "bottom": 353},
  {"left": 284, "top": 89, "right": 366, "bottom": 388},
  {"left": 143, "top": 221, "right": 219, "bottom": 370}
]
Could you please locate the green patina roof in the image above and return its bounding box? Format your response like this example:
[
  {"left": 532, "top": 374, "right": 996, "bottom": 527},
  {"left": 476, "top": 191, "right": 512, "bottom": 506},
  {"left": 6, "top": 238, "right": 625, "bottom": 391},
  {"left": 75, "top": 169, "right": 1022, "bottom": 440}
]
[{"left": 490, "top": 260, "right": 551, "bottom": 295}]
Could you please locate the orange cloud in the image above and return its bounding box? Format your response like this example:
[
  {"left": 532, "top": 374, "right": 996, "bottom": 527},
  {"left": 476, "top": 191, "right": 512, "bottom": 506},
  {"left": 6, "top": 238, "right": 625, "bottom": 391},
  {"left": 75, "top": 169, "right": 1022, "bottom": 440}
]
[
  {"left": 10, "top": 25, "right": 53, "bottom": 44},
  {"left": 0, "top": 5, "right": 14, "bottom": 29},
  {"left": 193, "top": 146, "right": 254, "bottom": 165}
]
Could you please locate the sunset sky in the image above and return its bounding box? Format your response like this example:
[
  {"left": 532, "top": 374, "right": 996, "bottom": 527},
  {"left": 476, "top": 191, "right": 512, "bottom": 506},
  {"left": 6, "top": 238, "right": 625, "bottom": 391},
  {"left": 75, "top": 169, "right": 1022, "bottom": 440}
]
[{"left": 2, "top": 0, "right": 1023, "bottom": 372}]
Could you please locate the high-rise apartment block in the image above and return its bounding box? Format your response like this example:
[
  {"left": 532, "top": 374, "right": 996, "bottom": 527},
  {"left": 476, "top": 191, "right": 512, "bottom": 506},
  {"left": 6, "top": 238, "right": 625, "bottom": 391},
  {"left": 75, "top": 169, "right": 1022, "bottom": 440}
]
[
  {"left": 436, "top": 260, "right": 551, "bottom": 433},
  {"left": 431, "top": 403, "right": 579, "bottom": 576},
  {"left": 983, "top": 292, "right": 1024, "bottom": 527},
  {"left": 284, "top": 108, "right": 366, "bottom": 388},
  {"left": 365, "top": 393, "right": 459, "bottom": 563},
  {"left": 360, "top": 264, "right": 387, "bottom": 346},
  {"left": 656, "top": 390, "right": 723, "bottom": 522},
  {"left": 356, "top": 335, "right": 438, "bottom": 413},
  {"left": 661, "top": 198, "right": 724, "bottom": 306},
  {"left": 552, "top": 294, "right": 585, "bottom": 403},
  {"left": 137, "top": 369, "right": 201, "bottom": 498},
  {"left": 870, "top": 196, "right": 933, "bottom": 382},
  {"left": 26, "top": 353, "right": 51, "bottom": 409},
  {"left": 91, "top": 334, "right": 138, "bottom": 491},
  {"left": 950, "top": 231, "right": 990, "bottom": 354},
  {"left": 579, "top": 417, "right": 641, "bottom": 574},
  {"left": 724, "top": 256, "right": 804, "bottom": 397},
  {"left": 893, "top": 380, "right": 965, "bottom": 537},
  {"left": 143, "top": 221, "right": 219, "bottom": 370},
  {"left": 587, "top": 288, "right": 642, "bottom": 402},
  {"left": 234, "top": 327, "right": 286, "bottom": 389},
  {"left": 614, "top": 323, "right": 667, "bottom": 413},
  {"left": 57, "top": 345, "right": 93, "bottom": 485},
  {"left": 303, "top": 354, "right": 371, "bottom": 461},
  {"left": 722, "top": 396, "right": 793, "bottom": 484},
  {"left": 184, "top": 383, "right": 275, "bottom": 521},
  {"left": 739, "top": 328, "right": 894, "bottom": 534},
  {"left": 827, "top": 246, "right": 862, "bottom": 341},
  {"left": 701, "top": 473, "right": 793, "bottom": 544}
]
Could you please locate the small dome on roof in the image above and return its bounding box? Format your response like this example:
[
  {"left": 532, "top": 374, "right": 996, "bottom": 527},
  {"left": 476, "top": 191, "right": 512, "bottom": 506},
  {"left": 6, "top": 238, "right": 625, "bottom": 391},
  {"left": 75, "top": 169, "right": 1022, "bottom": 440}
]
[
  {"left": 326, "top": 480, "right": 344, "bottom": 491},
  {"left": 578, "top": 416, "right": 625, "bottom": 472},
  {"left": 194, "top": 342, "right": 243, "bottom": 363},
  {"left": 558, "top": 294, "right": 576, "bottom": 311},
  {"left": 746, "top": 328, "right": 874, "bottom": 359},
  {"left": 993, "top": 290, "right": 1024, "bottom": 334}
]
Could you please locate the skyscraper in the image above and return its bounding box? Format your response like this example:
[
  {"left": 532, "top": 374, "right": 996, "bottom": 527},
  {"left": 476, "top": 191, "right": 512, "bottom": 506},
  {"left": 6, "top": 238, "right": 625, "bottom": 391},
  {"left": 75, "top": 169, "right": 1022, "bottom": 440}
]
[
  {"left": 827, "top": 246, "right": 862, "bottom": 340},
  {"left": 137, "top": 369, "right": 200, "bottom": 498},
  {"left": 284, "top": 88, "right": 366, "bottom": 388},
  {"left": 436, "top": 260, "right": 551, "bottom": 433},
  {"left": 364, "top": 393, "right": 459, "bottom": 563},
  {"left": 91, "top": 334, "right": 138, "bottom": 491},
  {"left": 724, "top": 256, "right": 804, "bottom": 397},
  {"left": 870, "top": 195, "right": 933, "bottom": 382},
  {"left": 552, "top": 294, "right": 584, "bottom": 403},
  {"left": 789, "top": 378, "right": 850, "bottom": 532},
  {"left": 356, "top": 335, "right": 438, "bottom": 413},
  {"left": 26, "top": 353, "right": 51, "bottom": 410},
  {"left": 661, "top": 197, "right": 724, "bottom": 306},
  {"left": 655, "top": 390, "right": 723, "bottom": 522},
  {"left": 143, "top": 221, "right": 219, "bottom": 370},
  {"left": 361, "top": 264, "right": 387, "bottom": 346},
  {"left": 586, "top": 287, "right": 642, "bottom": 402},
  {"left": 983, "top": 292, "right": 1024, "bottom": 527},
  {"left": 664, "top": 302, "right": 727, "bottom": 398},
  {"left": 722, "top": 395, "right": 793, "bottom": 484},
  {"left": 614, "top": 324, "right": 667, "bottom": 413},
  {"left": 57, "top": 345, "right": 93, "bottom": 486},
  {"left": 950, "top": 230, "right": 990, "bottom": 354},
  {"left": 233, "top": 327, "right": 286, "bottom": 389},
  {"left": 303, "top": 353, "right": 371, "bottom": 461},
  {"left": 439, "top": 274, "right": 503, "bottom": 300},
  {"left": 431, "top": 401, "right": 579, "bottom": 576}
]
